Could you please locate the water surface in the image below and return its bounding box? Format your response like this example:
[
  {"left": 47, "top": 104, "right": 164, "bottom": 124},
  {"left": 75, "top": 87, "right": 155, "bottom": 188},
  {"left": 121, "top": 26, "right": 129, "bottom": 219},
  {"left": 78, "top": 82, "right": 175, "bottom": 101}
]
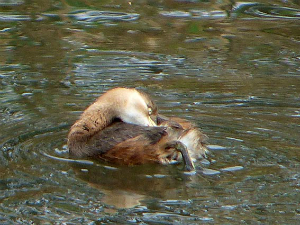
[{"left": 0, "top": 0, "right": 299, "bottom": 224}]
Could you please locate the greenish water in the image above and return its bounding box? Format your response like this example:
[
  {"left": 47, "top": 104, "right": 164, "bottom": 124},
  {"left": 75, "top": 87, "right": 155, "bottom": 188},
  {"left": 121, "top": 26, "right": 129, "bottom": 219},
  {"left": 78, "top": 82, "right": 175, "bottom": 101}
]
[{"left": 0, "top": 0, "right": 299, "bottom": 224}]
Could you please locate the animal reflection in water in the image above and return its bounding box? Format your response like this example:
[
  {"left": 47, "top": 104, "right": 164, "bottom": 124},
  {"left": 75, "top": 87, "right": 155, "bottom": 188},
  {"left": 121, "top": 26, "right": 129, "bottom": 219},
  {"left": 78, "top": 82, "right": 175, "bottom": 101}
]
[
  {"left": 72, "top": 162, "right": 204, "bottom": 209},
  {"left": 68, "top": 87, "right": 208, "bottom": 171}
]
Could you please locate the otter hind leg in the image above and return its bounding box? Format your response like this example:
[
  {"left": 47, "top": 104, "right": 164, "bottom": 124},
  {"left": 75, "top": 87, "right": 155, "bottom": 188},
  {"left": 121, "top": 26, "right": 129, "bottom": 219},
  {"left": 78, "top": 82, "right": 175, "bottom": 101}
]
[{"left": 163, "top": 141, "right": 195, "bottom": 171}]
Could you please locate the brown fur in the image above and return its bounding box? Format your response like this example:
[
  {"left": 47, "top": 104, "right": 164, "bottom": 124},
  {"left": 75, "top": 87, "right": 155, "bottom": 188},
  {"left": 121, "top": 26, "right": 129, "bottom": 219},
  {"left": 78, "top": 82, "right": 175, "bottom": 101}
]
[
  {"left": 158, "top": 116, "right": 208, "bottom": 160},
  {"left": 68, "top": 87, "right": 157, "bottom": 157},
  {"left": 67, "top": 87, "right": 208, "bottom": 170},
  {"left": 71, "top": 122, "right": 186, "bottom": 166}
]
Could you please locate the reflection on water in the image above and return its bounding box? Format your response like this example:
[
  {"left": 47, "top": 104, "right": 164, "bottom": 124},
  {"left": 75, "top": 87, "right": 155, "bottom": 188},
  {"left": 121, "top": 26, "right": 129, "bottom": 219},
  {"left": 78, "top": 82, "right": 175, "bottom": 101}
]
[
  {"left": 0, "top": 0, "right": 300, "bottom": 223},
  {"left": 72, "top": 162, "right": 202, "bottom": 209}
]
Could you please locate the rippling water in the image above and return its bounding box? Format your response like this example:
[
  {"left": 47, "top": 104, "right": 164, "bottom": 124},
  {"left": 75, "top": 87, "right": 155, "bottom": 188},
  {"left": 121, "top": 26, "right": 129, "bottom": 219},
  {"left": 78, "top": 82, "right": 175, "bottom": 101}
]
[{"left": 0, "top": 0, "right": 300, "bottom": 224}]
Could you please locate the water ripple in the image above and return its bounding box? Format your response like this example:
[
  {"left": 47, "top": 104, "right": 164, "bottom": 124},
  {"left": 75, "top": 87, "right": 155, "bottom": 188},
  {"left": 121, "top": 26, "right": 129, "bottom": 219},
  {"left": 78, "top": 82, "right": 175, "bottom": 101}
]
[
  {"left": 0, "top": 10, "right": 140, "bottom": 23},
  {"left": 0, "top": 13, "right": 44, "bottom": 22},
  {"left": 246, "top": 6, "right": 300, "bottom": 19},
  {"left": 0, "top": 0, "right": 24, "bottom": 6},
  {"left": 160, "top": 10, "right": 227, "bottom": 19},
  {"left": 68, "top": 10, "right": 140, "bottom": 22},
  {"left": 232, "top": 3, "right": 300, "bottom": 19}
]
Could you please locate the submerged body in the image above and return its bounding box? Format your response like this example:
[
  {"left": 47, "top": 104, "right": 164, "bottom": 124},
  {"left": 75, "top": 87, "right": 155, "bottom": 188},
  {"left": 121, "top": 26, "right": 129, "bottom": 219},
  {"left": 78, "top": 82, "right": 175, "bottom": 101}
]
[{"left": 68, "top": 87, "right": 208, "bottom": 171}]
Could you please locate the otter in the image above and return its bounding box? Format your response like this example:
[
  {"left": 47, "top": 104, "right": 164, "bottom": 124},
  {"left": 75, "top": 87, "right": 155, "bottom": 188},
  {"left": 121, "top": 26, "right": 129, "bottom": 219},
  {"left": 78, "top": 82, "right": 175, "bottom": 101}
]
[{"left": 68, "top": 87, "right": 208, "bottom": 171}]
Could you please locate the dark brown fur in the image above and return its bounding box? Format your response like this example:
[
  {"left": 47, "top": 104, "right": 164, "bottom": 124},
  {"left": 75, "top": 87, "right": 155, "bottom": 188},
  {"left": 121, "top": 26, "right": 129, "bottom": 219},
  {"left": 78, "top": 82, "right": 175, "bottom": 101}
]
[{"left": 70, "top": 122, "right": 189, "bottom": 166}]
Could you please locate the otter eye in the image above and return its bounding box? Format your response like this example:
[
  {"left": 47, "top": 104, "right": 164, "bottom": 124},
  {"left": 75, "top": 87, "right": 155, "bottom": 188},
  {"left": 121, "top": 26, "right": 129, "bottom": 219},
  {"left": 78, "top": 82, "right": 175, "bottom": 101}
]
[{"left": 148, "top": 107, "right": 152, "bottom": 115}]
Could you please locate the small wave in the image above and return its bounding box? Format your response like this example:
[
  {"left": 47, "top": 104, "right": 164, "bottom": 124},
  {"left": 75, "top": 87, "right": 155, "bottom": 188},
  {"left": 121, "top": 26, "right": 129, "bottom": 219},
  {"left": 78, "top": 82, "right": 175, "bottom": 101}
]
[
  {"left": 42, "top": 152, "right": 94, "bottom": 165},
  {"left": 0, "top": 13, "right": 44, "bottom": 22},
  {"left": 160, "top": 10, "right": 227, "bottom": 19},
  {"left": 232, "top": 3, "right": 300, "bottom": 19},
  {"left": 0, "top": 0, "right": 24, "bottom": 6},
  {"left": 68, "top": 10, "right": 140, "bottom": 22}
]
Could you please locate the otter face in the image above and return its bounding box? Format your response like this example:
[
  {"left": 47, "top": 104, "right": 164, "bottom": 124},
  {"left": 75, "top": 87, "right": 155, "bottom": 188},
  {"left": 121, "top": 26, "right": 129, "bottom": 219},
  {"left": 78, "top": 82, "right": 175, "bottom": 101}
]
[{"left": 117, "top": 89, "right": 157, "bottom": 127}]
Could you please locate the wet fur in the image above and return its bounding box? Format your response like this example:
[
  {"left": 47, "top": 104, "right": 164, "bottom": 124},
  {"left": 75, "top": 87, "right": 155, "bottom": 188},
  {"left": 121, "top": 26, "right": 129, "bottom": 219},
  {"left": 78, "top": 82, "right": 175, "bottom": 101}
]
[
  {"left": 158, "top": 116, "right": 208, "bottom": 161},
  {"left": 68, "top": 87, "right": 208, "bottom": 168},
  {"left": 68, "top": 88, "right": 157, "bottom": 157},
  {"left": 85, "top": 122, "right": 168, "bottom": 164},
  {"left": 70, "top": 122, "right": 190, "bottom": 166}
]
